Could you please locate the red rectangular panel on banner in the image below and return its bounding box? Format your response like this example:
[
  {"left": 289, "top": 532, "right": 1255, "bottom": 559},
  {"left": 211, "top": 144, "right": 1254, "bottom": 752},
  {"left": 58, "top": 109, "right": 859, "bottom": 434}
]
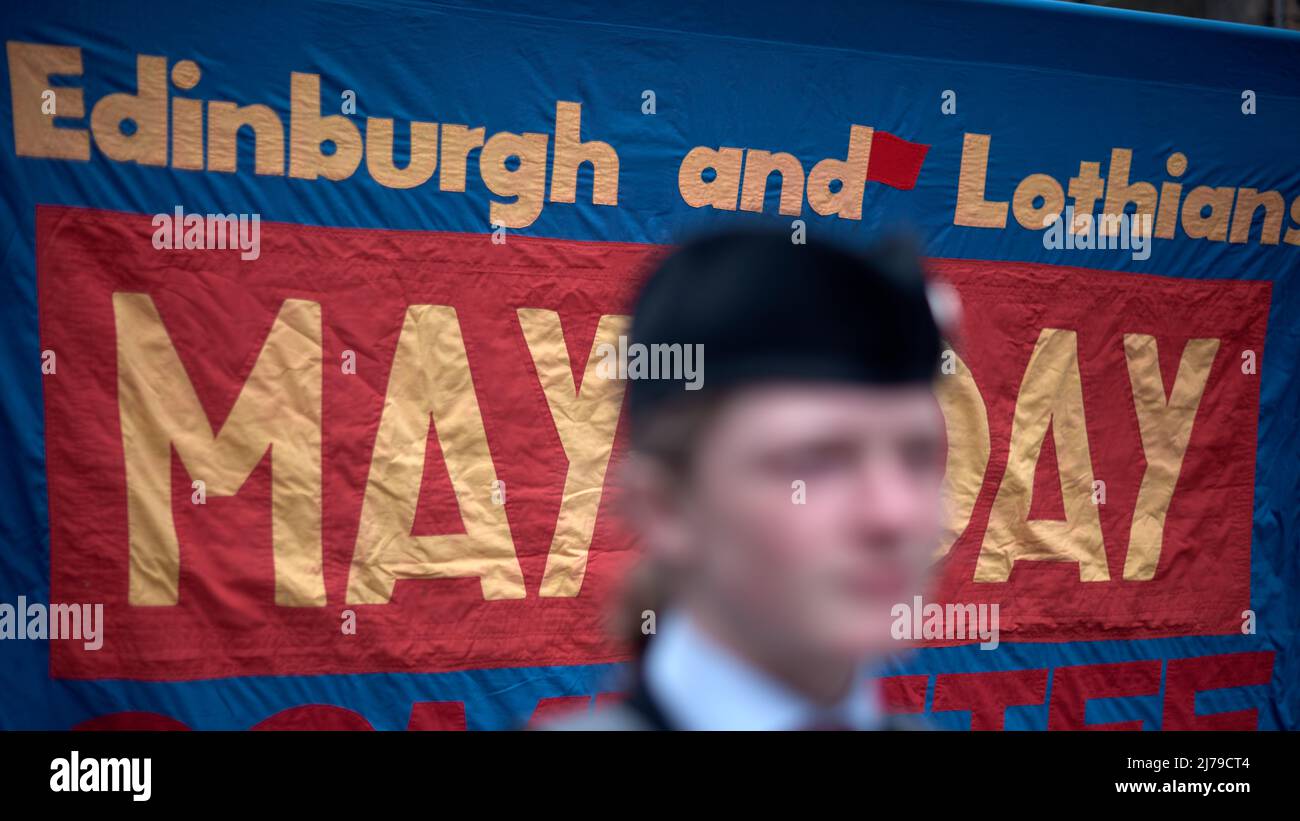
[{"left": 39, "top": 207, "right": 1269, "bottom": 680}]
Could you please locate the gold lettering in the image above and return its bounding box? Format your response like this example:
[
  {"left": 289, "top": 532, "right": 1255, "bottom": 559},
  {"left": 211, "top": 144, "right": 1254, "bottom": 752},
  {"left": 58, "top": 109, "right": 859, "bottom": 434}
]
[
  {"left": 677, "top": 146, "right": 743, "bottom": 210},
  {"left": 806, "top": 125, "right": 872, "bottom": 220},
  {"left": 517, "top": 309, "right": 629, "bottom": 597},
  {"left": 549, "top": 101, "right": 618, "bottom": 206},
  {"left": 976, "top": 329, "right": 1108, "bottom": 582},
  {"left": 346, "top": 305, "right": 524, "bottom": 603},
  {"left": 934, "top": 346, "right": 990, "bottom": 561},
  {"left": 740, "top": 150, "right": 805, "bottom": 215},
  {"left": 438, "top": 124, "right": 485, "bottom": 192},
  {"left": 114, "top": 294, "right": 324, "bottom": 606},
  {"left": 1121, "top": 334, "right": 1218, "bottom": 580},
  {"left": 89, "top": 55, "right": 167, "bottom": 166},
  {"left": 207, "top": 102, "right": 285, "bottom": 175},
  {"left": 289, "top": 71, "right": 362, "bottom": 180},
  {"left": 365, "top": 117, "right": 438, "bottom": 189},
  {"left": 954, "top": 134, "right": 1007, "bottom": 228},
  {"left": 480, "top": 130, "right": 549, "bottom": 227},
  {"left": 6, "top": 42, "right": 89, "bottom": 160}
]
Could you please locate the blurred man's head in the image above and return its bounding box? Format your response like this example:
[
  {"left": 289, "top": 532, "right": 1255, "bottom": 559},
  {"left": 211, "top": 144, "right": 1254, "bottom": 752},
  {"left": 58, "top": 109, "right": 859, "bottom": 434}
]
[{"left": 618, "top": 229, "right": 946, "bottom": 681}]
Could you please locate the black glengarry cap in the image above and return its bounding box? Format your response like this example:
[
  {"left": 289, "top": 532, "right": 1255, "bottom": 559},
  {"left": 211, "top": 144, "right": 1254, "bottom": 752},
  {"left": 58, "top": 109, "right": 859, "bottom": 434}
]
[{"left": 625, "top": 228, "right": 943, "bottom": 435}]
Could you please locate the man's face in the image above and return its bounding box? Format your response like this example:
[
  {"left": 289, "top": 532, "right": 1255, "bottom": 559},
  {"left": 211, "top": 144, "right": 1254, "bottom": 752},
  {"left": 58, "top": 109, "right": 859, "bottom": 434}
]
[{"left": 673, "top": 382, "right": 945, "bottom": 662}]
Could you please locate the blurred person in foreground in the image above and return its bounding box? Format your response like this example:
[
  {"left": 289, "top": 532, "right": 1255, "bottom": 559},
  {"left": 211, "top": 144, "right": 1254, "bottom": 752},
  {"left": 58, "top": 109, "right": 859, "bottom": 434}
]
[{"left": 537, "top": 227, "right": 948, "bottom": 731}]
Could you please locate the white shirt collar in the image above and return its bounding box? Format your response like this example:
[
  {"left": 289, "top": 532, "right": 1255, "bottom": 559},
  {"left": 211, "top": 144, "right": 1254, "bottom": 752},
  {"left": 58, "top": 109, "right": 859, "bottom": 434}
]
[{"left": 642, "top": 607, "right": 885, "bottom": 730}]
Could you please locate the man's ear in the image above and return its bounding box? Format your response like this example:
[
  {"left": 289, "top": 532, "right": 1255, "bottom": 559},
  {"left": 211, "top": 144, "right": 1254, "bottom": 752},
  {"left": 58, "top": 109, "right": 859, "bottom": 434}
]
[{"left": 616, "top": 452, "right": 695, "bottom": 568}]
